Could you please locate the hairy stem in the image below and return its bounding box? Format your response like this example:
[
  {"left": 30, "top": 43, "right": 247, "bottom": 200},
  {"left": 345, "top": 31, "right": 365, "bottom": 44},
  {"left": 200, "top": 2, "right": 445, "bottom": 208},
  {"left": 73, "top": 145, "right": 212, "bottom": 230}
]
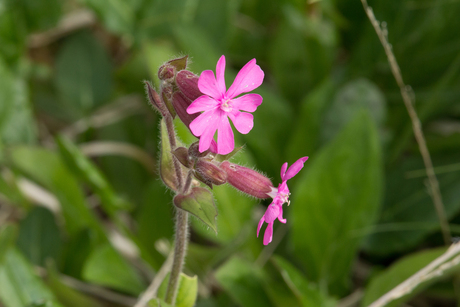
[
  {"left": 165, "top": 115, "right": 183, "bottom": 190},
  {"left": 165, "top": 209, "right": 189, "bottom": 304}
]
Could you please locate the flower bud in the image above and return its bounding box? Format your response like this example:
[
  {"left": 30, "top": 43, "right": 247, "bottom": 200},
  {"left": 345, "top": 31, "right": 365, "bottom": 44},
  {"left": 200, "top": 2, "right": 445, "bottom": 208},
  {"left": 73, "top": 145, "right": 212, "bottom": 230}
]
[
  {"left": 172, "top": 91, "right": 199, "bottom": 128},
  {"left": 158, "top": 55, "right": 189, "bottom": 81},
  {"left": 176, "top": 70, "right": 202, "bottom": 101},
  {"left": 161, "top": 84, "right": 176, "bottom": 118},
  {"left": 144, "top": 81, "right": 168, "bottom": 117},
  {"left": 172, "top": 147, "right": 192, "bottom": 168},
  {"left": 220, "top": 161, "right": 273, "bottom": 199},
  {"left": 195, "top": 159, "right": 227, "bottom": 186},
  {"left": 188, "top": 142, "right": 210, "bottom": 158}
]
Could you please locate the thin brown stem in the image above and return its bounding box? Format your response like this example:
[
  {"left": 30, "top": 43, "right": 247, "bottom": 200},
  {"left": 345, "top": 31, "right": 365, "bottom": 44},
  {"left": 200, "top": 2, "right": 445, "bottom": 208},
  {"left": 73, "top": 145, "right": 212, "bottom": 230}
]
[{"left": 360, "top": 0, "right": 451, "bottom": 245}]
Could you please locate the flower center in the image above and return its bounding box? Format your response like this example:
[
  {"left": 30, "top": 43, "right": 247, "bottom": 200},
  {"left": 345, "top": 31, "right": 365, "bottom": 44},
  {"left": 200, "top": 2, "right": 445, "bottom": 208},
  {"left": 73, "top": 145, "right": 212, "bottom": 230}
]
[{"left": 220, "top": 99, "right": 233, "bottom": 112}]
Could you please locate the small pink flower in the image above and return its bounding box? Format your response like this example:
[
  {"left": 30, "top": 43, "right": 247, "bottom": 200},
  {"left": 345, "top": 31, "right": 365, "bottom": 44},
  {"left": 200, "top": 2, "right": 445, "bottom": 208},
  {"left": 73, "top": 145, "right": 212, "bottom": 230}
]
[
  {"left": 257, "top": 156, "right": 309, "bottom": 245},
  {"left": 187, "top": 55, "right": 264, "bottom": 155}
]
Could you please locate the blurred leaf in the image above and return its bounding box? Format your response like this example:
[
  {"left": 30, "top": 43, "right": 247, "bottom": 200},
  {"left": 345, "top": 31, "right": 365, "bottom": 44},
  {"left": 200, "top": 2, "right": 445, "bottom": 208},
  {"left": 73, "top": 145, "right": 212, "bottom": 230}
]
[
  {"left": 60, "top": 230, "right": 94, "bottom": 279},
  {"left": 215, "top": 257, "right": 275, "bottom": 307},
  {"left": 268, "top": 5, "right": 337, "bottom": 104},
  {"left": 269, "top": 256, "right": 335, "bottom": 307},
  {"left": 0, "top": 59, "right": 37, "bottom": 146},
  {"left": 174, "top": 187, "right": 217, "bottom": 233},
  {"left": 0, "top": 224, "right": 18, "bottom": 264},
  {"left": 56, "top": 135, "right": 131, "bottom": 215},
  {"left": 55, "top": 31, "right": 113, "bottom": 117},
  {"left": 17, "top": 207, "right": 61, "bottom": 267},
  {"left": 148, "top": 298, "right": 174, "bottom": 307},
  {"left": 0, "top": 248, "right": 63, "bottom": 307},
  {"left": 15, "top": 0, "right": 61, "bottom": 31},
  {"left": 8, "top": 146, "right": 104, "bottom": 239},
  {"left": 81, "top": 0, "right": 135, "bottom": 36},
  {"left": 0, "top": 2, "right": 26, "bottom": 63},
  {"left": 45, "top": 261, "right": 103, "bottom": 307},
  {"left": 321, "top": 78, "right": 386, "bottom": 144},
  {"left": 361, "top": 247, "right": 446, "bottom": 307},
  {"left": 157, "top": 273, "right": 198, "bottom": 307},
  {"left": 286, "top": 79, "right": 336, "bottom": 162},
  {"left": 82, "top": 243, "right": 145, "bottom": 295},
  {"left": 364, "top": 154, "right": 460, "bottom": 255},
  {"left": 291, "top": 111, "right": 382, "bottom": 295},
  {"left": 136, "top": 180, "right": 174, "bottom": 269},
  {"left": 173, "top": 25, "right": 221, "bottom": 72}
]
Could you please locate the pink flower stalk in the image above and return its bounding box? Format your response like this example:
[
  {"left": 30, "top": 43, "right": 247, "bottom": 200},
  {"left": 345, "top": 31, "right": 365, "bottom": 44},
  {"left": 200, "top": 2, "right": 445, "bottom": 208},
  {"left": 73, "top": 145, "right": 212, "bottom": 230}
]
[
  {"left": 257, "top": 156, "right": 309, "bottom": 245},
  {"left": 187, "top": 55, "right": 264, "bottom": 155}
]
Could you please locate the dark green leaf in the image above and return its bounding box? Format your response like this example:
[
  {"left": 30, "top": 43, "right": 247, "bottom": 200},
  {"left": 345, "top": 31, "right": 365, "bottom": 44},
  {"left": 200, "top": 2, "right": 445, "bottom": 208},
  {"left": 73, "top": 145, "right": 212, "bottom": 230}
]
[
  {"left": 157, "top": 273, "right": 198, "bottom": 307},
  {"left": 215, "top": 257, "right": 275, "bottom": 307},
  {"left": 0, "top": 224, "right": 18, "bottom": 264},
  {"left": 55, "top": 31, "right": 113, "bottom": 117},
  {"left": 174, "top": 187, "right": 217, "bottom": 233},
  {"left": 17, "top": 207, "right": 61, "bottom": 267},
  {"left": 290, "top": 111, "right": 383, "bottom": 295}
]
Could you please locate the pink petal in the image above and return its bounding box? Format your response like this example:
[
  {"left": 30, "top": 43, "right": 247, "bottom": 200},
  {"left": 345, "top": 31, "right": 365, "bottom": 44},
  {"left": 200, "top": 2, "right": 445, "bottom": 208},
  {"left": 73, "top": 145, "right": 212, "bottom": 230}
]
[
  {"left": 280, "top": 162, "right": 288, "bottom": 180},
  {"left": 187, "top": 95, "right": 218, "bottom": 114},
  {"left": 257, "top": 217, "right": 265, "bottom": 237},
  {"left": 277, "top": 206, "right": 286, "bottom": 224},
  {"left": 217, "top": 115, "right": 234, "bottom": 155},
  {"left": 189, "top": 109, "right": 219, "bottom": 137},
  {"left": 216, "top": 55, "right": 226, "bottom": 94},
  {"left": 198, "top": 70, "right": 223, "bottom": 99},
  {"left": 263, "top": 222, "right": 273, "bottom": 245},
  {"left": 231, "top": 94, "right": 263, "bottom": 112},
  {"left": 228, "top": 111, "right": 254, "bottom": 134},
  {"left": 209, "top": 140, "right": 218, "bottom": 153},
  {"left": 226, "top": 59, "right": 264, "bottom": 98},
  {"left": 283, "top": 157, "right": 309, "bottom": 181},
  {"left": 199, "top": 125, "right": 218, "bottom": 153}
]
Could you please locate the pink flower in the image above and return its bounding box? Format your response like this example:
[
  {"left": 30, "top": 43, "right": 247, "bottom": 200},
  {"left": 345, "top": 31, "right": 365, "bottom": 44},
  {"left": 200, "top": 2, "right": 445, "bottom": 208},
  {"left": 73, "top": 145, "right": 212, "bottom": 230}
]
[
  {"left": 257, "top": 156, "right": 309, "bottom": 245},
  {"left": 187, "top": 55, "right": 264, "bottom": 155}
]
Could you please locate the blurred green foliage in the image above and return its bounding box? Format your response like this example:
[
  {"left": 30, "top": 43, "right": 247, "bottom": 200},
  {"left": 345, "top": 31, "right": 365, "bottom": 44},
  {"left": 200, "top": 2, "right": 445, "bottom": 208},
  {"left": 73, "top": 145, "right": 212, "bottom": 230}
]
[{"left": 1, "top": 0, "right": 460, "bottom": 306}]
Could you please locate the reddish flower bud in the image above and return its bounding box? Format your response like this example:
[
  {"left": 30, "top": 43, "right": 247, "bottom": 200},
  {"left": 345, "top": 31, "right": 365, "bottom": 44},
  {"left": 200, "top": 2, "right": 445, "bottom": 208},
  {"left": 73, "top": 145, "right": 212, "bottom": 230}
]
[
  {"left": 172, "top": 91, "right": 199, "bottom": 128},
  {"left": 176, "top": 70, "right": 202, "bottom": 101},
  {"left": 220, "top": 161, "right": 273, "bottom": 199},
  {"left": 172, "top": 147, "right": 192, "bottom": 168},
  {"left": 188, "top": 141, "right": 210, "bottom": 158},
  {"left": 195, "top": 159, "right": 227, "bottom": 187},
  {"left": 158, "top": 65, "right": 175, "bottom": 81},
  {"left": 144, "top": 81, "right": 168, "bottom": 117}
]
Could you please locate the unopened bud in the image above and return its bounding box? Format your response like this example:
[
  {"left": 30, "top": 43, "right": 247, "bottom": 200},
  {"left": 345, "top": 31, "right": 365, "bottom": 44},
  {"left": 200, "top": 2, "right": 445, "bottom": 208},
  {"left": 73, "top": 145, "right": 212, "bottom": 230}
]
[
  {"left": 188, "top": 142, "right": 210, "bottom": 158},
  {"left": 172, "top": 91, "right": 199, "bottom": 128},
  {"left": 195, "top": 159, "right": 227, "bottom": 186},
  {"left": 158, "top": 55, "right": 189, "bottom": 81},
  {"left": 161, "top": 85, "right": 176, "bottom": 118},
  {"left": 176, "top": 70, "right": 202, "bottom": 101},
  {"left": 220, "top": 161, "right": 273, "bottom": 199},
  {"left": 172, "top": 147, "right": 191, "bottom": 168},
  {"left": 144, "top": 81, "right": 168, "bottom": 117}
]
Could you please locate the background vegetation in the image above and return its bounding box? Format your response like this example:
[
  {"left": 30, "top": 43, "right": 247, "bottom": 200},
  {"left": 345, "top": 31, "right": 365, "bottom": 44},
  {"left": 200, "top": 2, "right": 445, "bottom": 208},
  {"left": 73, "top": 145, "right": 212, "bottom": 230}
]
[{"left": 1, "top": 0, "right": 460, "bottom": 306}]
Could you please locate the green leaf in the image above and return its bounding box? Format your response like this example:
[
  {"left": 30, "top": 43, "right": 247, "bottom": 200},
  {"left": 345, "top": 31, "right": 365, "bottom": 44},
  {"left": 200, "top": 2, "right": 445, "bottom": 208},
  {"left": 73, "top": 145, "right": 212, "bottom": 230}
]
[
  {"left": 148, "top": 298, "right": 174, "bottom": 307},
  {"left": 157, "top": 273, "right": 198, "bottom": 307},
  {"left": 17, "top": 207, "right": 61, "bottom": 267},
  {"left": 321, "top": 78, "right": 386, "bottom": 144},
  {"left": 45, "top": 261, "right": 103, "bottom": 307},
  {"left": 56, "top": 135, "right": 131, "bottom": 215},
  {"left": 81, "top": 0, "right": 134, "bottom": 36},
  {"left": 286, "top": 79, "right": 336, "bottom": 163},
  {"left": 0, "top": 58, "right": 36, "bottom": 146},
  {"left": 55, "top": 31, "right": 113, "bottom": 117},
  {"left": 174, "top": 187, "right": 217, "bottom": 233},
  {"left": 0, "top": 224, "right": 18, "bottom": 264},
  {"left": 270, "top": 256, "right": 336, "bottom": 307},
  {"left": 290, "top": 111, "right": 383, "bottom": 295},
  {"left": 0, "top": 248, "right": 63, "bottom": 307},
  {"left": 215, "top": 257, "right": 275, "bottom": 307},
  {"left": 15, "top": 0, "right": 61, "bottom": 31},
  {"left": 362, "top": 247, "right": 446, "bottom": 307},
  {"left": 8, "top": 146, "right": 104, "bottom": 239},
  {"left": 82, "top": 243, "right": 145, "bottom": 295}
]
